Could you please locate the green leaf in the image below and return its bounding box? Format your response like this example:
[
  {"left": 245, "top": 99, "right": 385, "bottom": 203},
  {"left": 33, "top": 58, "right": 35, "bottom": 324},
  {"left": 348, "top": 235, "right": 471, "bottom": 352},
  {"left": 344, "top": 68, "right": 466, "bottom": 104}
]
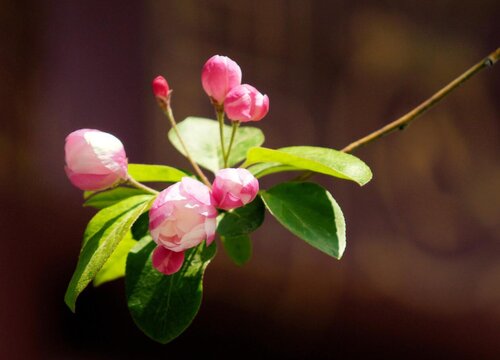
[
  {"left": 220, "top": 234, "right": 252, "bottom": 266},
  {"left": 243, "top": 146, "right": 372, "bottom": 186},
  {"left": 65, "top": 195, "right": 154, "bottom": 312},
  {"left": 217, "top": 197, "right": 265, "bottom": 266},
  {"left": 83, "top": 187, "right": 148, "bottom": 209},
  {"left": 217, "top": 197, "right": 265, "bottom": 236},
  {"left": 128, "top": 163, "right": 188, "bottom": 183},
  {"left": 247, "top": 162, "right": 300, "bottom": 178},
  {"left": 93, "top": 231, "right": 136, "bottom": 287},
  {"left": 126, "top": 237, "right": 217, "bottom": 344},
  {"left": 260, "top": 182, "right": 346, "bottom": 259},
  {"left": 131, "top": 212, "right": 150, "bottom": 240},
  {"left": 168, "top": 117, "right": 265, "bottom": 173}
]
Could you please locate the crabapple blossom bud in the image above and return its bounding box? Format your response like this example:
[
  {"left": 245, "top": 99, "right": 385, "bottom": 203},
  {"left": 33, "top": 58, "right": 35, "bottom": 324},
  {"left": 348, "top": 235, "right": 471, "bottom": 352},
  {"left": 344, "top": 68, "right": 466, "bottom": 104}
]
[
  {"left": 152, "top": 76, "right": 169, "bottom": 100},
  {"left": 152, "top": 246, "right": 185, "bottom": 275},
  {"left": 201, "top": 55, "right": 242, "bottom": 105},
  {"left": 64, "top": 129, "right": 128, "bottom": 191},
  {"left": 149, "top": 177, "right": 217, "bottom": 253},
  {"left": 212, "top": 168, "right": 259, "bottom": 211},
  {"left": 224, "top": 84, "right": 269, "bottom": 122}
]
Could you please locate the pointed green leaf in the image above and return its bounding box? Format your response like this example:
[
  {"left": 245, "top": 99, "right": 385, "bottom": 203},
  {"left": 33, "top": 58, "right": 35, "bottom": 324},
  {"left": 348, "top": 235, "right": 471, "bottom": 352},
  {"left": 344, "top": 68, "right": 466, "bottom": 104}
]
[
  {"left": 128, "top": 163, "right": 188, "bottom": 183},
  {"left": 168, "top": 117, "right": 265, "bottom": 173},
  {"left": 126, "top": 237, "right": 217, "bottom": 344},
  {"left": 216, "top": 197, "right": 265, "bottom": 266},
  {"left": 243, "top": 146, "right": 372, "bottom": 185},
  {"left": 260, "top": 182, "right": 346, "bottom": 259},
  {"left": 65, "top": 195, "right": 154, "bottom": 312},
  {"left": 93, "top": 231, "right": 136, "bottom": 287},
  {"left": 83, "top": 187, "right": 148, "bottom": 209}
]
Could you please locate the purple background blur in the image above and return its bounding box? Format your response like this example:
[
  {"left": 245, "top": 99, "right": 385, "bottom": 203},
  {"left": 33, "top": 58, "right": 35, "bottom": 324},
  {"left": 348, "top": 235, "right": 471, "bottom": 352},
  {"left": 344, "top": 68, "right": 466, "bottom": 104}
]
[{"left": 1, "top": 0, "right": 499, "bottom": 358}]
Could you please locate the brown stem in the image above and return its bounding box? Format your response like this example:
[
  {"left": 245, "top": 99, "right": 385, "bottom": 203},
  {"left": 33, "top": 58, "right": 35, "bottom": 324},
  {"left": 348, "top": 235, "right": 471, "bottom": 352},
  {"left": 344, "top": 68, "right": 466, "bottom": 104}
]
[
  {"left": 341, "top": 48, "right": 500, "bottom": 153},
  {"left": 295, "top": 48, "right": 499, "bottom": 182}
]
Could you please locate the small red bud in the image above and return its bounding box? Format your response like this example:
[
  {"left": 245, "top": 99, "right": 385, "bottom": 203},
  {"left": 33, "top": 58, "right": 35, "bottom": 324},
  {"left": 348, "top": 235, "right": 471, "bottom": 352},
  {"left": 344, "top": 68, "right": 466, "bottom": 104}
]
[{"left": 152, "top": 76, "right": 170, "bottom": 100}]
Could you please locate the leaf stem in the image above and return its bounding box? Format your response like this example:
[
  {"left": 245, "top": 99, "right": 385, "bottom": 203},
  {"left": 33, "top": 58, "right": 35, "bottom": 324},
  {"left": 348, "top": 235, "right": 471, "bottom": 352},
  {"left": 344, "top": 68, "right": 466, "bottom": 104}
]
[
  {"left": 162, "top": 101, "right": 212, "bottom": 188},
  {"left": 224, "top": 121, "right": 240, "bottom": 168},
  {"left": 216, "top": 107, "right": 227, "bottom": 167},
  {"left": 341, "top": 47, "right": 500, "bottom": 153},
  {"left": 126, "top": 176, "right": 159, "bottom": 195}
]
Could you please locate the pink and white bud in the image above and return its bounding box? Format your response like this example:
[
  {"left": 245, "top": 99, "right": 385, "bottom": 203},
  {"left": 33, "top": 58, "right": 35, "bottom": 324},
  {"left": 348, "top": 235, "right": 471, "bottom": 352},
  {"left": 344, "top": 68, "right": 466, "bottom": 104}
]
[
  {"left": 224, "top": 84, "right": 269, "bottom": 122},
  {"left": 64, "top": 129, "right": 128, "bottom": 191},
  {"left": 152, "top": 246, "right": 185, "bottom": 275},
  {"left": 152, "top": 76, "right": 170, "bottom": 101},
  {"left": 212, "top": 168, "right": 259, "bottom": 211},
  {"left": 149, "top": 177, "right": 217, "bottom": 253},
  {"left": 201, "top": 55, "right": 242, "bottom": 105}
]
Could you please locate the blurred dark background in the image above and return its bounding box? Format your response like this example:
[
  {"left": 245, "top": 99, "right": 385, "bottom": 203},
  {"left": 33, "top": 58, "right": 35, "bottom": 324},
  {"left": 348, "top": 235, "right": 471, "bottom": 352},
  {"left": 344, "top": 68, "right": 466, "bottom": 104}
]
[{"left": 1, "top": 0, "right": 499, "bottom": 358}]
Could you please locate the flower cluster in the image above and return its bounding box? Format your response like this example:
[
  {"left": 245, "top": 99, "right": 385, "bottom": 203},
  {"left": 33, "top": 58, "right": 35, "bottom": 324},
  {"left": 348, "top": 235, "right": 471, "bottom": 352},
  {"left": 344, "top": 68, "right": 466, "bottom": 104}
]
[
  {"left": 64, "top": 130, "right": 259, "bottom": 275},
  {"left": 149, "top": 169, "right": 258, "bottom": 275},
  {"left": 65, "top": 55, "right": 264, "bottom": 276},
  {"left": 201, "top": 55, "right": 269, "bottom": 122}
]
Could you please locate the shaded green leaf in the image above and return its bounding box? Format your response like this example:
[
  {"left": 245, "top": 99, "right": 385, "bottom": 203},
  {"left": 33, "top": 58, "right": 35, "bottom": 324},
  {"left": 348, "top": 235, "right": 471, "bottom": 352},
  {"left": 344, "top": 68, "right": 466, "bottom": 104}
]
[
  {"left": 128, "top": 163, "right": 188, "bottom": 183},
  {"left": 243, "top": 146, "right": 372, "bottom": 186},
  {"left": 217, "top": 197, "right": 265, "bottom": 237},
  {"left": 260, "top": 182, "right": 346, "bottom": 259},
  {"left": 65, "top": 195, "right": 154, "bottom": 312},
  {"left": 83, "top": 187, "right": 148, "bottom": 209},
  {"left": 220, "top": 234, "right": 252, "bottom": 266},
  {"left": 131, "top": 211, "right": 150, "bottom": 240},
  {"left": 217, "top": 197, "right": 265, "bottom": 266},
  {"left": 93, "top": 231, "right": 136, "bottom": 287},
  {"left": 168, "top": 117, "right": 265, "bottom": 173},
  {"left": 126, "top": 237, "right": 216, "bottom": 344}
]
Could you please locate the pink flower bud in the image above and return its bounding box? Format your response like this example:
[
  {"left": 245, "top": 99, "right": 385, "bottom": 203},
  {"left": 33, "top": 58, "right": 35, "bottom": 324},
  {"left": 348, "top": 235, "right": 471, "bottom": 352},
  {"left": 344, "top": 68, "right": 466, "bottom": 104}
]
[
  {"left": 152, "top": 76, "right": 170, "bottom": 101},
  {"left": 149, "top": 177, "right": 217, "bottom": 252},
  {"left": 152, "top": 246, "right": 185, "bottom": 275},
  {"left": 212, "top": 168, "right": 259, "bottom": 210},
  {"left": 224, "top": 84, "right": 269, "bottom": 122},
  {"left": 64, "top": 129, "right": 128, "bottom": 191},
  {"left": 201, "top": 55, "right": 242, "bottom": 105}
]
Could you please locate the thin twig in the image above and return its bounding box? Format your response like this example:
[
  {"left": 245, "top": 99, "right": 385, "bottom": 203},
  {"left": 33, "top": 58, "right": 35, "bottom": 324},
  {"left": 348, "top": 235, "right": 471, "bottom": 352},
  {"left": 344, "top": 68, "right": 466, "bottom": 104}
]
[
  {"left": 295, "top": 48, "right": 500, "bottom": 181},
  {"left": 163, "top": 104, "right": 212, "bottom": 188},
  {"left": 341, "top": 47, "right": 500, "bottom": 153},
  {"left": 126, "top": 176, "right": 159, "bottom": 195}
]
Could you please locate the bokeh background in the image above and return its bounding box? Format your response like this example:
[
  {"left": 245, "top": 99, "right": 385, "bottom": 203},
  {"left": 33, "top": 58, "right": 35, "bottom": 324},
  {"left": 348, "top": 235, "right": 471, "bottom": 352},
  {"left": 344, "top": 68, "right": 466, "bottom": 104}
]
[{"left": 1, "top": 0, "right": 499, "bottom": 358}]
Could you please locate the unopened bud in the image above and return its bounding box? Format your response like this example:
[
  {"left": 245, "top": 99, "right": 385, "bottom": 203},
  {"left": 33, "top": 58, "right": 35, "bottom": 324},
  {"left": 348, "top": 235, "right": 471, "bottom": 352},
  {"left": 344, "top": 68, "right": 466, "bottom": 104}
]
[
  {"left": 152, "top": 76, "right": 170, "bottom": 109},
  {"left": 201, "top": 55, "right": 242, "bottom": 105},
  {"left": 224, "top": 84, "right": 269, "bottom": 122}
]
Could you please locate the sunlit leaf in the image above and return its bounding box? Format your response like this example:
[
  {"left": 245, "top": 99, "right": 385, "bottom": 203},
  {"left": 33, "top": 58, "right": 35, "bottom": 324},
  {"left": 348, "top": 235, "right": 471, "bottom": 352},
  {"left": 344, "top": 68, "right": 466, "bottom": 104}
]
[
  {"left": 128, "top": 163, "right": 188, "bottom": 183},
  {"left": 168, "top": 117, "right": 265, "bottom": 173},
  {"left": 243, "top": 146, "right": 372, "bottom": 185},
  {"left": 83, "top": 187, "right": 148, "bottom": 209},
  {"left": 64, "top": 195, "right": 154, "bottom": 312},
  {"left": 93, "top": 232, "right": 136, "bottom": 287}
]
